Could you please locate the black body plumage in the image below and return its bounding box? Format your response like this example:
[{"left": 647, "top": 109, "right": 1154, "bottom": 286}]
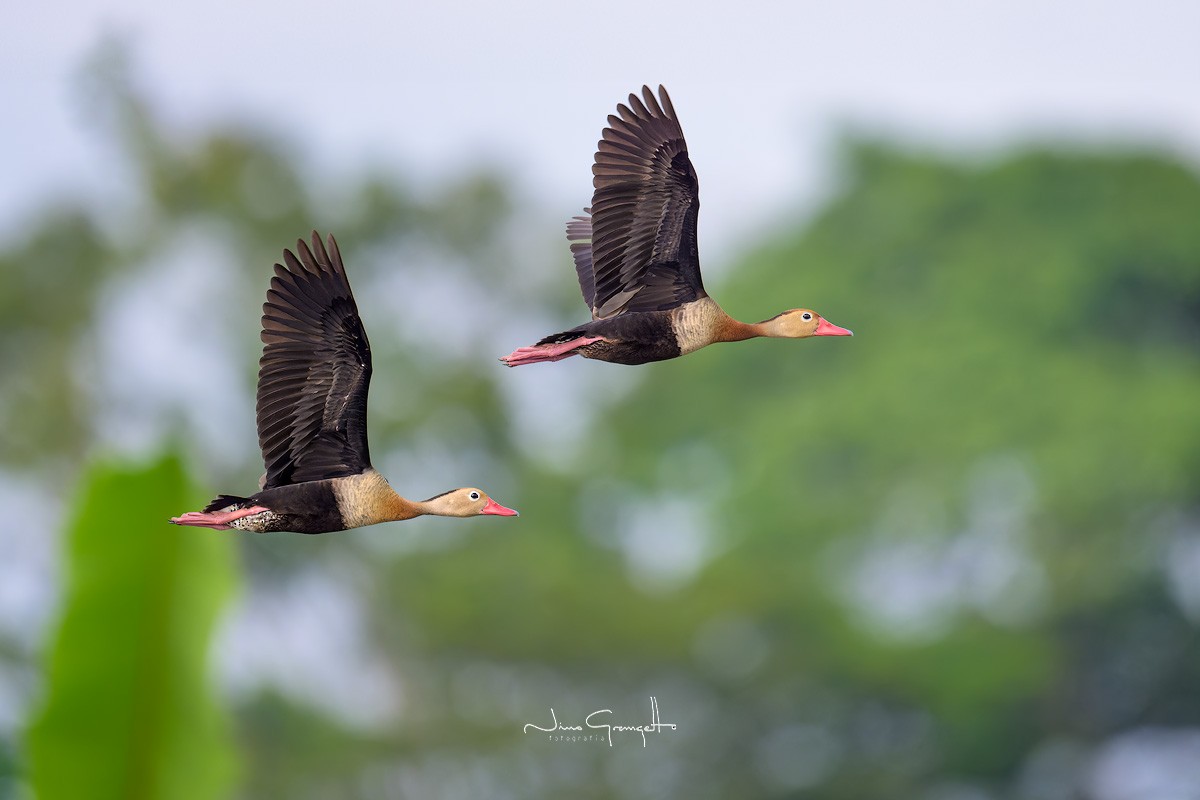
[{"left": 200, "top": 232, "right": 376, "bottom": 533}]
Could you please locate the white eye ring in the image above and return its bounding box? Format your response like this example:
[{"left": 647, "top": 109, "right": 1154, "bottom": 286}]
[
  {"left": 802, "top": 312, "right": 813, "bottom": 321},
  {"left": 469, "top": 491, "right": 481, "bottom": 501}
]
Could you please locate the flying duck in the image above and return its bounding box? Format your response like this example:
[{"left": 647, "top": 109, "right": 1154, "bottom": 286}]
[
  {"left": 171, "top": 232, "right": 518, "bottom": 533},
  {"left": 501, "top": 85, "right": 852, "bottom": 367}
]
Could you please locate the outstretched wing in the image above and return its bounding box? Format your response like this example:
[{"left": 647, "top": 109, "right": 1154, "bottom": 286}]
[
  {"left": 586, "top": 85, "right": 706, "bottom": 319},
  {"left": 566, "top": 211, "right": 597, "bottom": 312},
  {"left": 256, "top": 232, "right": 373, "bottom": 489}
]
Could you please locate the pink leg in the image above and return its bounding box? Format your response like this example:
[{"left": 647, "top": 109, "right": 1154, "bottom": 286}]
[
  {"left": 500, "top": 336, "right": 605, "bottom": 367},
  {"left": 170, "top": 506, "right": 271, "bottom": 530}
]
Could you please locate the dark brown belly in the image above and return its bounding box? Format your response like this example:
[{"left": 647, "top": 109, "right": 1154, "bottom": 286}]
[
  {"left": 570, "top": 312, "right": 683, "bottom": 365},
  {"left": 238, "top": 481, "right": 347, "bottom": 534},
  {"left": 580, "top": 338, "right": 682, "bottom": 365}
]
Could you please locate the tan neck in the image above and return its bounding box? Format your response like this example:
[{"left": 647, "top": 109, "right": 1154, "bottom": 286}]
[
  {"left": 714, "top": 315, "right": 774, "bottom": 343},
  {"left": 380, "top": 491, "right": 425, "bottom": 521},
  {"left": 400, "top": 494, "right": 462, "bottom": 519},
  {"left": 367, "top": 492, "right": 471, "bottom": 524}
]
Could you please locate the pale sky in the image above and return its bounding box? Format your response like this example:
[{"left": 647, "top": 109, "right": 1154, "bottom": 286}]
[{"left": 6, "top": 0, "right": 1200, "bottom": 256}]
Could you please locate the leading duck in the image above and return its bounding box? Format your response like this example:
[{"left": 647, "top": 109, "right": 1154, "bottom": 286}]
[{"left": 501, "top": 85, "right": 852, "bottom": 367}]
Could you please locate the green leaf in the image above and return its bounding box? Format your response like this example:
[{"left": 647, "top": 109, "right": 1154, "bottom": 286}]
[{"left": 27, "top": 453, "right": 238, "bottom": 800}]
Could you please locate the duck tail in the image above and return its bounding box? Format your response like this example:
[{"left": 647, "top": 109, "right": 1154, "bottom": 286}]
[
  {"left": 170, "top": 502, "right": 270, "bottom": 530},
  {"left": 499, "top": 335, "right": 604, "bottom": 368},
  {"left": 203, "top": 494, "right": 250, "bottom": 513}
]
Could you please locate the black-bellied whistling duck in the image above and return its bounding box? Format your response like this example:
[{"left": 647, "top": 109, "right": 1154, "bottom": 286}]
[
  {"left": 501, "top": 85, "right": 852, "bottom": 367},
  {"left": 171, "top": 232, "right": 518, "bottom": 534}
]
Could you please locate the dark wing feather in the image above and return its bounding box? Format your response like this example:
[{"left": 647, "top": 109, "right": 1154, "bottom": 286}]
[
  {"left": 257, "top": 231, "right": 373, "bottom": 489},
  {"left": 566, "top": 210, "right": 596, "bottom": 312},
  {"left": 588, "top": 85, "right": 705, "bottom": 318}
]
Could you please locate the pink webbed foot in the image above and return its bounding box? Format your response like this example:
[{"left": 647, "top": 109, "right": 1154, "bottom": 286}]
[
  {"left": 170, "top": 506, "right": 271, "bottom": 530},
  {"left": 500, "top": 336, "right": 604, "bottom": 367}
]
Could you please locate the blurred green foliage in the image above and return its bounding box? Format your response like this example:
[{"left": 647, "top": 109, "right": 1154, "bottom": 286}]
[
  {"left": 26, "top": 454, "right": 237, "bottom": 800},
  {"left": 365, "top": 141, "right": 1200, "bottom": 797},
  {"left": 4, "top": 43, "right": 1199, "bottom": 800}
]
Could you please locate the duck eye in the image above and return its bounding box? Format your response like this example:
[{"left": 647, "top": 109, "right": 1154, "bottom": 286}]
[
  {"left": 802, "top": 312, "right": 813, "bottom": 321},
  {"left": 469, "top": 491, "right": 481, "bottom": 501}
]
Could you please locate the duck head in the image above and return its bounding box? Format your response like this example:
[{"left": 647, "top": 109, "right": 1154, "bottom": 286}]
[
  {"left": 760, "top": 308, "right": 854, "bottom": 338},
  {"left": 424, "top": 488, "right": 519, "bottom": 517}
]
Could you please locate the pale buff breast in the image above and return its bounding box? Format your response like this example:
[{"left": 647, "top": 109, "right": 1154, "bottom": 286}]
[
  {"left": 670, "top": 297, "right": 728, "bottom": 355},
  {"left": 332, "top": 469, "right": 413, "bottom": 529}
]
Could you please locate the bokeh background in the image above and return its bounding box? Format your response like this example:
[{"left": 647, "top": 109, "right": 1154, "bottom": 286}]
[{"left": 4, "top": 2, "right": 1200, "bottom": 798}]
